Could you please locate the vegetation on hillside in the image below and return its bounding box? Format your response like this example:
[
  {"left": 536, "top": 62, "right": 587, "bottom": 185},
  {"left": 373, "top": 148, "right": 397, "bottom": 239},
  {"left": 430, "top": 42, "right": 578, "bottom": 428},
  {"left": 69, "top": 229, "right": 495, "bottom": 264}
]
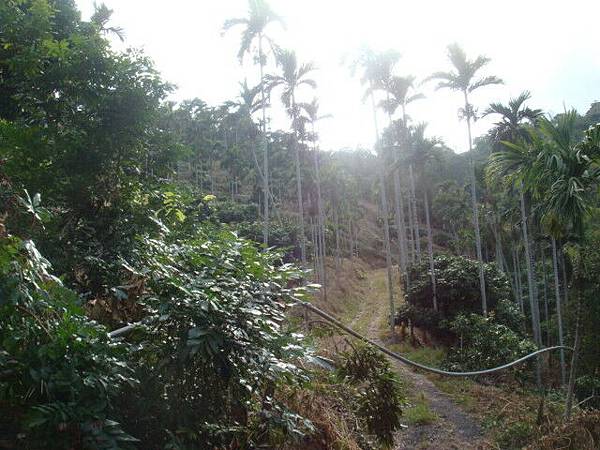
[{"left": 1, "top": 0, "right": 599, "bottom": 449}]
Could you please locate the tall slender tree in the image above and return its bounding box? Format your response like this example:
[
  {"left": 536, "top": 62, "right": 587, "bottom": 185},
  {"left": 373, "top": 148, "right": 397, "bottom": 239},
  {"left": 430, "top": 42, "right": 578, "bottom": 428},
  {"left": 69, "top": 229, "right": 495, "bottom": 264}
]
[
  {"left": 409, "top": 123, "right": 441, "bottom": 310},
  {"left": 223, "top": 0, "right": 283, "bottom": 246},
  {"left": 539, "top": 121, "right": 600, "bottom": 406},
  {"left": 427, "top": 43, "right": 503, "bottom": 316},
  {"left": 303, "top": 98, "right": 332, "bottom": 298},
  {"left": 351, "top": 48, "right": 400, "bottom": 331},
  {"left": 486, "top": 92, "right": 543, "bottom": 353},
  {"left": 266, "top": 49, "right": 316, "bottom": 264},
  {"left": 380, "top": 75, "right": 424, "bottom": 285},
  {"left": 537, "top": 113, "right": 599, "bottom": 386}
]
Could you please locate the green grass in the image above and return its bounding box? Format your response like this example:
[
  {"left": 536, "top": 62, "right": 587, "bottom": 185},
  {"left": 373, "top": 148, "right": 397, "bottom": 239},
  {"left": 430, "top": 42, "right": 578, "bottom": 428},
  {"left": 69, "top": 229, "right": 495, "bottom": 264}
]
[
  {"left": 387, "top": 341, "right": 446, "bottom": 367},
  {"left": 339, "top": 294, "right": 361, "bottom": 324},
  {"left": 404, "top": 393, "right": 438, "bottom": 425},
  {"left": 428, "top": 377, "right": 476, "bottom": 409}
]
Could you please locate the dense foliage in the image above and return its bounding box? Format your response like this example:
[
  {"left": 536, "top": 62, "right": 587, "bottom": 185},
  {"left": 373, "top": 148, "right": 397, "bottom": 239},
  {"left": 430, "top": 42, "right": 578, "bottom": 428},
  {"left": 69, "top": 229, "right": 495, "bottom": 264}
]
[
  {"left": 0, "top": 229, "right": 137, "bottom": 448},
  {"left": 403, "top": 254, "right": 511, "bottom": 321},
  {"left": 337, "top": 344, "right": 404, "bottom": 446},
  {"left": 444, "top": 312, "right": 536, "bottom": 373},
  {"left": 119, "top": 220, "right": 311, "bottom": 448},
  {"left": 1, "top": 0, "right": 599, "bottom": 448}
]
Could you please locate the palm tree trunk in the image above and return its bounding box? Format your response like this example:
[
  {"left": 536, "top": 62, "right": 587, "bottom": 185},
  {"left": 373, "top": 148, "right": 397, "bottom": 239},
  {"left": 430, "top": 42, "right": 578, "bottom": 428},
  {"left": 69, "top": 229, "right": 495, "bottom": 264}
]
[
  {"left": 565, "top": 297, "right": 581, "bottom": 419},
  {"left": 347, "top": 220, "right": 351, "bottom": 258},
  {"left": 520, "top": 188, "right": 542, "bottom": 389},
  {"left": 354, "top": 222, "right": 360, "bottom": 257},
  {"left": 319, "top": 219, "right": 327, "bottom": 300},
  {"left": 464, "top": 91, "right": 488, "bottom": 316},
  {"left": 409, "top": 165, "right": 421, "bottom": 261},
  {"left": 561, "top": 249, "right": 569, "bottom": 307},
  {"left": 516, "top": 247, "right": 524, "bottom": 314},
  {"left": 291, "top": 93, "right": 306, "bottom": 264},
  {"left": 424, "top": 190, "right": 437, "bottom": 310},
  {"left": 312, "top": 127, "right": 327, "bottom": 299},
  {"left": 407, "top": 184, "right": 416, "bottom": 262},
  {"left": 311, "top": 218, "right": 317, "bottom": 279},
  {"left": 512, "top": 248, "right": 520, "bottom": 305},
  {"left": 334, "top": 208, "right": 341, "bottom": 273},
  {"left": 258, "top": 33, "right": 269, "bottom": 246},
  {"left": 394, "top": 171, "right": 410, "bottom": 288},
  {"left": 387, "top": 103, "right": 409, "bottom": 285},
  {"left": 370, "top": 89, "right": 395, "bottom": 332},
  {"left": 551, "top": 237, "right": 566, "bottom": 385},
  {"left": 494, "top": 224, "right": 502, "bottom": 268},
  {"left": 540, "top": 243, "right": 550, "bottom": 346}
]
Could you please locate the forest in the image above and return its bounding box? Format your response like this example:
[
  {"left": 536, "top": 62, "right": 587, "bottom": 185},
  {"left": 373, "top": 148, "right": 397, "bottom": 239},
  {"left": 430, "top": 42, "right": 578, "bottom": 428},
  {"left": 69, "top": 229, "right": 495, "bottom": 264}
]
[{"left": 0, "top": 1, "right": 599, "bottom": 449}]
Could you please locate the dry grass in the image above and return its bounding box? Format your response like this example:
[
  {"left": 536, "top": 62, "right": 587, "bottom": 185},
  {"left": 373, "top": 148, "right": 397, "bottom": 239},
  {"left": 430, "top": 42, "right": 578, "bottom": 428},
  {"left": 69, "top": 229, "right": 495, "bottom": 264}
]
[
  {"left": 426, "top": 376, "right": 592, "bottom": 449},
  {"left": 530, "top": 410, "right": 600, "bottom": 450},
  {"left": 279, "top": 381, "right": 367, "bottom": 450}
]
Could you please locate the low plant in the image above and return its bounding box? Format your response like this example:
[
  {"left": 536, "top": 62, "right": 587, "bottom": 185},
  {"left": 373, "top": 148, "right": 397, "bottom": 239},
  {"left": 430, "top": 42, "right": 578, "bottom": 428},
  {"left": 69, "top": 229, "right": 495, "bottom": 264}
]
[
  {"left": 404, "top": 394, "right": 438, "bottom": 425},
  {"left": 337, "top": 343, "right": 404, "bottom": 446},
  {"left": 444, "top": 312, "right": 537, "bottom": 374}
]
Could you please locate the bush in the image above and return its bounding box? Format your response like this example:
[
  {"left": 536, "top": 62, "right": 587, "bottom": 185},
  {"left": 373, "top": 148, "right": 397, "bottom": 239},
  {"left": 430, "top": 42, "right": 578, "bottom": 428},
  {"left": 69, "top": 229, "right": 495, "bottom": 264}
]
[
  {"left": 404, "top": 254, "right": 513, "bottom": 325},
  {"left": 119, "top": 220, "right": 311, "bottom": 449},
  {"left": 1, "top": 187, "right": 314, "bottom": 450},
  {"left": 214, "top": 199, "right": 258, "bottom": 223},
  {"left": 395, "top": 303, "right": 443, "bottom": 330},
  {"left": 337, "top": 344, "right": 404, "bottom": 446},
  {"left": 444, "top": 312, "right": 537, "bottom": 373},
  {"left": 236, "top": 217, "right": 300, "bottom": 257},
  {"left": 0, "top": 235, "right": 137, "bottom": 450}
]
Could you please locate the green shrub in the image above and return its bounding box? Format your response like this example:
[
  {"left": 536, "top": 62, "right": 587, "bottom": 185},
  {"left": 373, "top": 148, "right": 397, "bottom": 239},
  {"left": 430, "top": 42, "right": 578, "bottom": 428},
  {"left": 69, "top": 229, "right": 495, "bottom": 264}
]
[
  {"left": 405, "top": 255, "right": 512, "bottom": 320},
  {"left": 214, "top": 199, "right": 259, "bottom": 223},
  {"left": 444, "top": 313, "right": 537, "bottom": 373},
  {"left": 337, "top": 344, "right": 404, "bottom": 446},
  {"left": 396, "top": 303, "right": 443, "bottom": 330},
  {"left": 236, "top": 217, "right": 300, "bottom": 256},
  {"left": 495, "top": 420, "right": 534, "bottom": 450},
  {"left": 0, "top": 235, "right": 137, "bottom": 450},
  {"left": 119, "top": 220, "right": 311, "bottom": 449}
]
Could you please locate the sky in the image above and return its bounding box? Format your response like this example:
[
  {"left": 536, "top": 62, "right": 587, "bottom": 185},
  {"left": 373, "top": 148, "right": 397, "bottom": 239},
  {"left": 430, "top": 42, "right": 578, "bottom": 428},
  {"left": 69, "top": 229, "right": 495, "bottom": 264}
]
[{"left": 76, "top": 0, "right": 600, "bottom": 153}]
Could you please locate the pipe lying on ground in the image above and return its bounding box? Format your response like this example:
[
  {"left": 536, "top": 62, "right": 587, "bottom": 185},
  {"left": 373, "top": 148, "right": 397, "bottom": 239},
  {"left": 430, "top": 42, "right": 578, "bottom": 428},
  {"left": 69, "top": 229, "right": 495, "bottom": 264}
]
[{"left": 107, "top": 300, "right": 573, "bottom": 378}]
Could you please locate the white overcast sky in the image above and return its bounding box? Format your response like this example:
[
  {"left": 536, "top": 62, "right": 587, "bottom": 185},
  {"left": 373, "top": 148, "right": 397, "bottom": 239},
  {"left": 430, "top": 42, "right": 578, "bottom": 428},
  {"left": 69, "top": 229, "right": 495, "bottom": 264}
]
[{"left": 76, "top": 0, "right": 600, "bottom": 153}]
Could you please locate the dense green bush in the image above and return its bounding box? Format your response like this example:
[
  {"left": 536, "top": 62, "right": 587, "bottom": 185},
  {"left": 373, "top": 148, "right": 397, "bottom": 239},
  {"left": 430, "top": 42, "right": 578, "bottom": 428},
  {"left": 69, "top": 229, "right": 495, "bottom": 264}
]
[
  {"left": 214, "top": 199, "right": 259, "bottom": 223},
  {"left": 405, "top": 254, "right": 512, "bottom": 321},
  {"left": 0, "top": 178, "right": 315, "bottom": 449},
  {"left": 402, "top": 254, "right": 532, "bottom": 374},
  {"left": 395, "top": 303, "right": 443, "bottom": 330},
  {"left": 119, "top": 218, "right": 312, "bottom": 448},
  {"left": 213, "top": 200, "right": 302, "bottom": 258},
  {"left": 0, "top": 234, "right": 137, "bottom": 449},
  {"left": 444, "top": 312, "right": 537, "bottom": 373},
  {"left": 236, "top": 217, "right": 300, "bottom": 256},
  {"left": 337, "top": 344, "right": 404, "bottom": 446}
]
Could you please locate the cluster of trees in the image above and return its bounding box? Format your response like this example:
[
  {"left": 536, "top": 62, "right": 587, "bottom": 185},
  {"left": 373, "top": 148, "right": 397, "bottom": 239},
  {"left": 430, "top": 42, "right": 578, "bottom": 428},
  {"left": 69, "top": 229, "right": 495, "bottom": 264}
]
[
  {"left": 336, "top": 34, "right": 600, "bottom": 407},
  {"left": 360, "top": 46, "right": 600, "bottom": 404},
  {"left": 0, "top": 1, "right": 403, "bottom": 448},
  {"left": 1, "top": 0, "right": 599, "bottom": 447}
]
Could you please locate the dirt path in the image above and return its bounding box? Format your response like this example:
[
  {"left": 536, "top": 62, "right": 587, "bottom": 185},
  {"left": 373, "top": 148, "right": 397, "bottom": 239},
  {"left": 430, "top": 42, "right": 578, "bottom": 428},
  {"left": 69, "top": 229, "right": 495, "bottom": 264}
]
[{"left": 356, "top": 267, "right": 488, "bottom": 450}]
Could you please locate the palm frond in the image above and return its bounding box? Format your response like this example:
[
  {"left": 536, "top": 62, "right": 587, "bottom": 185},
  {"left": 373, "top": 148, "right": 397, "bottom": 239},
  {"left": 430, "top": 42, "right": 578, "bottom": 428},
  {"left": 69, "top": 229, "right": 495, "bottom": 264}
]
[
  {"left": 222, "top": 17, "right": 248, "bottom": 32},
  {"left": 406, "top": 93, "right": 425, "bottom": 104},
  {"left": 468, "top": 76, "right": 503, "bottom": 92}
]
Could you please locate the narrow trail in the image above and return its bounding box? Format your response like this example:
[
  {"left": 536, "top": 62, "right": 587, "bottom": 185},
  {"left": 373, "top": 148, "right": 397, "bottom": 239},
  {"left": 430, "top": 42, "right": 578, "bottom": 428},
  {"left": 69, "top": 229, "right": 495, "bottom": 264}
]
[{"left": 353, "top": 267, "right": 488, "bottom": 450}]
